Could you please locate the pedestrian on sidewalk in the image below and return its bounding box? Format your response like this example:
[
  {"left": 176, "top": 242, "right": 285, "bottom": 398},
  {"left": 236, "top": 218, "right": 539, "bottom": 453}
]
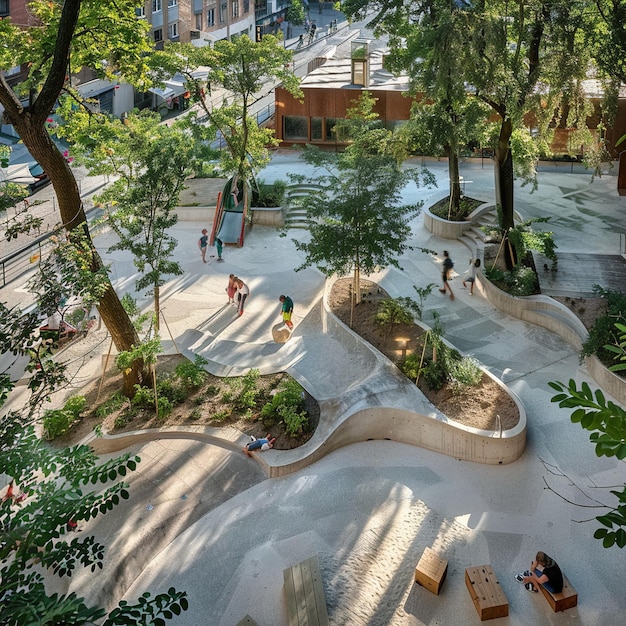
[
  {"left": 462, "top": 258, "right": 480, "bottom": 295},
  {"left": 215, "top": 237, "right": 224, "bottom": 262},
  {"left": 439, "top": 250, "right": 455, "bottom": 300},
  {"left": 198, "top": 229, "right": 209, "bottom": 263},
  {"left": 279, "top": 295, "right": 294, "bottom": 329},
  {"left": 236, "top": 278, "right": 250, "bottom": 316},
  {"left": 226, "top": 274, "right": 237, "bottom": 304}
]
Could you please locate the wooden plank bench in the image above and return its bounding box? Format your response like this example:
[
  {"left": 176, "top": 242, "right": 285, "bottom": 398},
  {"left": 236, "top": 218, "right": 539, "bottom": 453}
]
[
  {"left": 465, "top": 565, "right": 509, "bottom": 621},
  {"left": 283, "top": 555, "right": 329, "bottom": 626},
  {"left": 415, "top": 547, "right": 448, "bottom": 595},
  {"left": 537, "top": 573, "right": 578, "bottom": 612}
]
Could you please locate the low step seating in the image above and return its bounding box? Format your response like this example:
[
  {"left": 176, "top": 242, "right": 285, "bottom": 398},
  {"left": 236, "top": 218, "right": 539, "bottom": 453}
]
[
  {"left": 414, "top": 547, "right": 448, "bottom": 595},
  {"left": 283, "top": 554, "right": 329, "bottom": 626},
  {"left": 465, "top": 565, "right": 509, "bottom": 621},
  {"left": 538, "top": 574, "right": 578, "bottom": 612}
]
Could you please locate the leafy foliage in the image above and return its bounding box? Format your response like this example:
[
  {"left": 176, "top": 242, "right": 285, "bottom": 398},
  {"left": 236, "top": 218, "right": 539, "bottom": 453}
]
[
  {"left": 485, "top": 265, "right": 538, "bottom": 297},
  {"left": 225, "top": 369, "right": 261, "bottom": 411},
  {"left": 292, "top": 92, "right": 435, "bottom": 302},
  {"left": 43, "top": 395, "right": 87, "bottom": 440},
  {"left": 549, "top": 379, "right": 626, "bottom": 548},
  {"left": 375, "top": 297, "right": 420, "bottom": 334},
  {"left": 175, "top": 355, "right": 209, "bottom": 390},
  {"left": 251, "top": 179, "right": 287, "bottom": 207},
  {"left": 581, "top": 286, "right": 626, "bottom": 367},
  {"left": 260, "top": 378, "right": 308, "bottom": 436}
]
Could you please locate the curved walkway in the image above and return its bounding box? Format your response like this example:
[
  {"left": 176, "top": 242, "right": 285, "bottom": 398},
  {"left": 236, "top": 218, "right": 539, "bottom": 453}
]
[{"left": 43, "top": 154, "right": 626, "bottom": 625}]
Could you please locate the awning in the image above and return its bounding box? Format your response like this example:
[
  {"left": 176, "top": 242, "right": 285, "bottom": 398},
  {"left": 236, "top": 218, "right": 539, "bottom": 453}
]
[{"left": 149, "top": 79, "right": 187, "bottom": 101}]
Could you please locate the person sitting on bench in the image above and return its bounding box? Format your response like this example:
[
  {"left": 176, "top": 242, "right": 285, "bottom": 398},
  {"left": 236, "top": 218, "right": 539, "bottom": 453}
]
[{"left": 515, "top": 551, "right": 563, "bottom": 593}]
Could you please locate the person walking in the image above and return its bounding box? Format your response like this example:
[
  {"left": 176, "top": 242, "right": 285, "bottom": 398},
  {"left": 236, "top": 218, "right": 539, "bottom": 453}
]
[
  {"left": 438, "top": 250, "right": 455, "bottom": 300},
  {"left": 198, "top": 229, "right": 209, "bottom": 263},
  {"left": 236, "top": 278, "right": 250, "bottom": 316},
  {"left": 279, "top": 295, "right": 294, "bottom": 330},
  {"left": 226, "top": 274, "right": 237, "bottom": 304},
  {"left": 215, "top": 237, "right": 224, "bottom": 262},
  {"left": 462, "top": 258, "right": 481, "bottom": 295}
]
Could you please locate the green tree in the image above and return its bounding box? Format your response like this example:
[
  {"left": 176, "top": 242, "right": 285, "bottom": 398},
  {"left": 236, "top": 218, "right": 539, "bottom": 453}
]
[
  {"left": 0, "top": 0, "right": 153, "bottom": 392},
  {"left": 151, "top": 35, "right": 302, "bottom": 215},
  {"left": 0, "top": 303, "right": 188, "bottom": 623},
  {"left": 286, "top": 0, "right": 306, "bottom": 25},
  {"left": 292, "top": 92, "right": 435, "bottom": 306},
  {"left": 550, "top": 379, "right": 626, "bottom": 549},
  {"left": 59, "top": 110, "right": 206, "bottom": 333}
]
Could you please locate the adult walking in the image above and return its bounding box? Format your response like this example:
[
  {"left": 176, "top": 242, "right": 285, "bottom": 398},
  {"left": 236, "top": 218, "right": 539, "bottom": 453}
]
[
  {"left": 279, "top": 295, "right": 294, "bottom": 329},
  {"left": 439, "top": 250, "right": 455, "bottom": 300},
  {"left": 236, "top": 278, "right": 250, "bottom": 316}
]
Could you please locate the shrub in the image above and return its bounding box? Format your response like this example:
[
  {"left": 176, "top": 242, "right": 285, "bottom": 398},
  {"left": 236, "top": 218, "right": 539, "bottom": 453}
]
[
  {"left": 211, "top": 409, "right": 231, "bottom": 423},
  {"left": 399, "top": 352, "right": 421, "bottom": 380},
  {"left": 132, "top": 385, "right": 156, "bottom": 410},
  {"left": 114, "top": 414, "right": 131, "bottom": 429},
  {"left": 156, "top": 396, "right": 173, "bottom": 420},
  {"left": 375, "top": 297, "right": 420, "bottom": 333},
  {"left": 449, "top": 356, "right": 483, "bottom": 393},
  {"left": 261, "top": 378, "right": 309, "bottom": 437},
  {"left": 252, "top": 179, "right": 287, "bottom": 207},
  {"left": 174, "top": 355, "right": 208, "bottom": 390},
  {"left": 95, "top": 392, "right": 126, "bottom": 419},
  {"left": 486, "top": 265, "right": 537, "bottom": 296},
  {"left": 226, "top": 369, "right": 261, "bottom": 411},
  {"left": 157, "top": 377, "right": 187, "bottom": 405},
  {"left": 420, "top": 359, "right": 448, "bottom": 391},
  {"left": 42, "top": 395, "right": 87, "bottom": 440},
  {"left": 581, "top": 286, "right": 626, "bottom": 366}
]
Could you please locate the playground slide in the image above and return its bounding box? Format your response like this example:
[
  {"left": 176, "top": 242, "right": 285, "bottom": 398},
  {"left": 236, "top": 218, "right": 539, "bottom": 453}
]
[{"left": 210, "top": 176, "right": 247, "bottom": 247}]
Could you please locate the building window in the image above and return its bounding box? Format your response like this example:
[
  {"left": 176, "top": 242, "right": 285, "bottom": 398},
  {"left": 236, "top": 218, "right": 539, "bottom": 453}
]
[
  {"left": 284, "top": 116, "right": 308, "bottom": 141},
  {"left": 231, "top": 1, "right": 238, "bottom": 17},
  {"left": 168, "top": 22, "right": 178, "bottom": 38},
  {"left": 135, "top": 5, "right": 146, "bottom": 17},
  {"left": 243, "top": 0, "right": 249, "bottom": 13},
  {"left": 325, "top": 118, "right": 337, "bottom": 141},
  {"left": 220, "top": 1, "right": 226, "bottom": 23},
  {"left": 0, "top": 0, "right": 8, "bottom": 16},
  {"left": 168, "top": 0, "right": 177, "bottom": 5},
  {"left": 154, "top": 28, "right": 163, "bottom": 41},
  {"left": 207, "top": 7, "right": 215, "bottom": 26},
  {"left": 152, "top": 0, "right": 162, "bottom": 12},
  {"left": 311, "top": 117, "right": 322, "bottom": 140},
  {"left": 195, "top": 12, "right": 202, "bottom": 29}
]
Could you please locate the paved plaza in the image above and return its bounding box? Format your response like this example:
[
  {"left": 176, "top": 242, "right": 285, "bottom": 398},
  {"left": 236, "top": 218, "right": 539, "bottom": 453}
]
[{"left": 4, "top": 152, "right": 626, "bottom": 625}]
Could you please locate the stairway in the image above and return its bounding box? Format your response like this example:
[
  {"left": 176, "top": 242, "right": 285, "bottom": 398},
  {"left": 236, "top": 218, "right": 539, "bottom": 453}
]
[{"left": 283, "top": 184, "right": 322, "bottom": 229}]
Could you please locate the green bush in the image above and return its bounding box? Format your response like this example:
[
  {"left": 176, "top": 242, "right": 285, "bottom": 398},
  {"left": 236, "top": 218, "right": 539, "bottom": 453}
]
[
  {"left": 398, "top": 353, "right": 421, "bottom": 380},
  {"left": 486, "top": 265, "right": 537, "bottom": 296},
  {"left": 132, "top": 385, "right": 156, "bottom": 410},
  {"left": 252, "top": 179, "right": 287, "bottom": 207},
  {"left": 375, "top": 297, "right": 419, "bottom": 333},
  {"left": 581, "top": 286, "right": 626, "bottom": 366},
  {"left": 226, "top": 369, "right": 261, "bottom": 411},
  {"left": 156, "top": 396, "right": 173, "bottom": 420},
  {"left": 420, "top": 359, "right": 448, "bottom": 391},
  {"left": 211, "top": 409, "right": 231, "bottom": 423},
  {"left": 261, "top": 378, "right": 309, "bottom": 436},
  {"left": 95, "top": 392, "right": 126, "bottom": 419},
  {"left": 449, "top": 356, "right": 483, "bottom": 392},
  {"left": 175, "top": 355, "right": 208, "bottom": 390},
  {"left": 42, "top": 395, "right": 87, "bottom": 440},
  {"left": 157, "top": 377, "right": 188, "bottom": 405}
]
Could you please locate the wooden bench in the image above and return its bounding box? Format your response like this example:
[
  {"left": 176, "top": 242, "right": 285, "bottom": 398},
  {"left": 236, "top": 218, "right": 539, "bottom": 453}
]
[
  {"left": 465, "top": 565, "right": 509, "bottom": 621},
  {"left": 283, "top": 554, "right": 329, "bottom": 626},
  {"left": 414, "top": 547, "right": 448, "bottom": 595},
  {"left": 538, "top": 574, "right": 578, "bottom": 612}
]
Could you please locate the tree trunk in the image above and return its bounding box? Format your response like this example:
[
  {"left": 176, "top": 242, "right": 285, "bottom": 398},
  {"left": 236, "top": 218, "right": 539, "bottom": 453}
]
[
  {"left": 447, "top": 148, "right": 461, "bottom": 220},
  {"left": 494, "top": 119, "right": 516, "bottom": 269},
  {"left": 11, "top": 117, "right": 144, "bottom": 393}
]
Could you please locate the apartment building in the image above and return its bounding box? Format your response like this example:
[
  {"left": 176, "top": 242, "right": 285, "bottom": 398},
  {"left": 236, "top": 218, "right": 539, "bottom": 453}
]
[{"left": 141, "top": 0, "right": 256, "bottom": 48}]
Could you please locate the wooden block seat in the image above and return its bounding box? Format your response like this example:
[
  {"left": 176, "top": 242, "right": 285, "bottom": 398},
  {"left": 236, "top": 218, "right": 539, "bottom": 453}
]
[
  {"left": 538, "top": 574, "right": 578, "bottom": 612},
  {"left": 283, "top": 554, "right": 329, "bottom": 626},
  {"left": 465, "top": 565, "right": 509, "bottom": 621},
  {"left": 415, "top": 547, "right": 448, "bottom": 595}
]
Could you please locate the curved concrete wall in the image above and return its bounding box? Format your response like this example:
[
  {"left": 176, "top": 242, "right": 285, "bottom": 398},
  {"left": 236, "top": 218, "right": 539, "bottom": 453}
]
[
  {"left": 423, "top": 204, "right": 473, "bottom": 239},
  {"left": 585, "top": 355, "right": 626, "bottom": 407}
]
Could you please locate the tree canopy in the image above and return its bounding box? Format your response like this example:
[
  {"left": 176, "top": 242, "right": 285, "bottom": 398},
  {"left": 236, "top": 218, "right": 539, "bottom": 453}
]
[{"left": 292, "top": 92, "right": 435, "bottom": 304}]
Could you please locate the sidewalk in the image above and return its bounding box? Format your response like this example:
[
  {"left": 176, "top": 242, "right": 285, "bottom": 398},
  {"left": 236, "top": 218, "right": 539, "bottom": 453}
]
[{"left": 34, "top": 151, "right": 626, "bottom": 625}]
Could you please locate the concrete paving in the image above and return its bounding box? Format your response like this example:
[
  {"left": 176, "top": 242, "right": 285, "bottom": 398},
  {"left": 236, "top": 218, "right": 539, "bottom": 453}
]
[{"left": 4, "top": 152, "right": 626, "bottom": 624}]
